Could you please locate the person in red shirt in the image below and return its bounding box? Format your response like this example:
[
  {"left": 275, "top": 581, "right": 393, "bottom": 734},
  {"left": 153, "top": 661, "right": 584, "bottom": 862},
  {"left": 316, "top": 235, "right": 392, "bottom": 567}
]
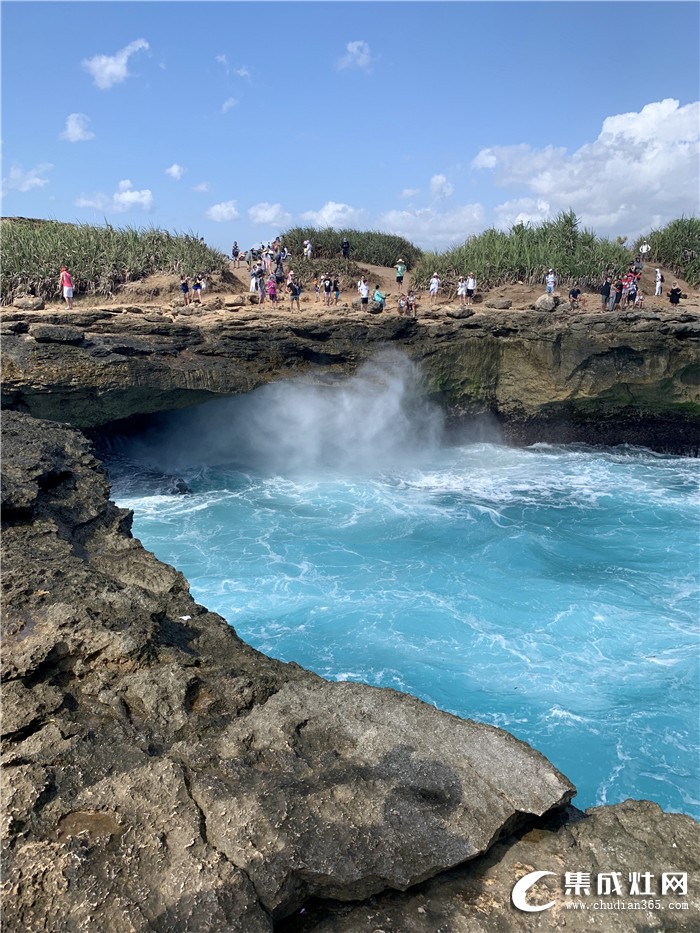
[{"left": 59, "top": 266, "right": 74, "bottom": 309}]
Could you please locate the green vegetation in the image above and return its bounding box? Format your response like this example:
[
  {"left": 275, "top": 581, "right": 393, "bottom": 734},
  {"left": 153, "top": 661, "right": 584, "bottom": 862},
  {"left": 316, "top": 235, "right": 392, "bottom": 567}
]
[
  {"left": 634, "top": 217, "right": 700, "bottom": 287},
  {"left": 410, "top": 211, "right": 632, "bottom": 292},
  {"left": 0, "top": 218, "right": 229, "bottom": 305},
  {"left": 280, "top": 226, "right": 422, "bottom": 269}
]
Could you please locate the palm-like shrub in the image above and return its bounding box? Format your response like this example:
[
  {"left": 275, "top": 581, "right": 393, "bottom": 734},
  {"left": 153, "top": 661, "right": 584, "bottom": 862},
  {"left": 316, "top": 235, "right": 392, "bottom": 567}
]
[
  {"left": 411, "top": 211, "right": 632, "bottom": 292},
  {"left": 1, "top": 218, "right": 229, "bottom": 304},
  {"left": 634, "top": 217, "right": 700, "bottom": 287},
  {"left": 279, "top": 227, "right": 422, "bottom": 269}
]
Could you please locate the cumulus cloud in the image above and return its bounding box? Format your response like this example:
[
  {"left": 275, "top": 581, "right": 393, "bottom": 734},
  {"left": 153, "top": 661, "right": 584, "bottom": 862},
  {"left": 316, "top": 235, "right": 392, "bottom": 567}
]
[
  {"left": 473, "top": 98, "right": 700, "bottom": 241},
  {"left": 206, "top": 200, "right": 239, "bottom": 222},
  {"left": 165, "top": 163, "right": 184, "bottom": 180},
  {"left": 248, "top": 202, "right": 292, "bottom": 226},
  {"left": 76, "top": 179, "right": 153, "bottom": 213},
  {"left": 82, "top": 39, "right": 149, "bottom": 90},
  {"left": 300, "top": 201, "right": 366, "bottom": 228},
  {"left": 59, "top": 113, "right": 94, "bottom": 142},
  {"left": 429, "top": 174, "right": 454, "bottom": 199},
  {"left": 113, "top": 179, "right": 153, "bottom": 211},
  {"left": 235, "top": 66, "right": 250, "bottom": 78},
  {"left": 2, "top": 161, "right": 52, "bottom": 194},
  {"left": 336, "top": 40, "right": 373, "bottom": 71},
  {"left": 377, "top": 204, "right": 485, "bottom": 250},
  {"left": 221, "top": 96, "right": 238, "bottom": 113}
]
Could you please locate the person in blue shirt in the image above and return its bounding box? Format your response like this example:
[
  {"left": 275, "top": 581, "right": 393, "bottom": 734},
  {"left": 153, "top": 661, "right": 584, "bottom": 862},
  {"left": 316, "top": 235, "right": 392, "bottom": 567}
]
[{"left": 373, "top": 285, "right": 386, "bottom": 310}]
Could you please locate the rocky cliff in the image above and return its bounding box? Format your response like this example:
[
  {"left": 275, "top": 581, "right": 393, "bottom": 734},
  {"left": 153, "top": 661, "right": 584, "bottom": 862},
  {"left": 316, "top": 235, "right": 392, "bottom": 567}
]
[{"left": 2, "top": 300, "right": 699, "bottom": 451}]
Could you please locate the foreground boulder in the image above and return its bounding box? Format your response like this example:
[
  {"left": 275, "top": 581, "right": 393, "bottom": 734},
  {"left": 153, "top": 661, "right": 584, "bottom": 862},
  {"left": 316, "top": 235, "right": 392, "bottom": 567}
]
[
  {"left": 1, "top": 412, "right": 575, "bottom": 930},
  {"left": 296, "top": 800, "right": 700, "bottom": 931}
]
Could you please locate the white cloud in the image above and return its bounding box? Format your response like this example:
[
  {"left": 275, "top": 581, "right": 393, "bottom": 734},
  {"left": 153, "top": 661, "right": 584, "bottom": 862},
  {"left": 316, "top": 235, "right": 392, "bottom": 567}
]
[
  {"left": 215, "top": 53, "right": 228, "bottom": 68},
  {"left": 59, "top": 113, "right": 94, "bottom": 142},
  {"left": 377, "top": 204, "right": 485, "bottom": 250},
  {"left": 2, "top": 162, "right": 52, "bottom": 194},
  {"left": 492, "top": 198, "right": 553, "bottom": 230},
  {"left": 76, "top": 179, "right": 153, "bottom": 213},
  {"left": 235, "top": 66, "right": 250, "bottom": 78},
  {"left": 429, "top": 174, "right": 454, "bottom": 199},
  {"left": 221, "top": 96, "right": 238, "bottom": 113},
  {"left": 336, "top": 40, "right": 373, "bottom": 71},
  {"left": 193, "top": 182, "right": 210, "bottom": 193},
  {"left": 113, "top": 179, "right": 154, "bottom": 212},
  {"left": 165, "top": 163, "right": 185, "bottom": 180},
  {"left": 75, "top": 194, "right": 109, "bottom": 210},
  {"left": 206, "top": 200, "right": 239, "bottom": 222},
  {"left": 82, "top": 38, "right": 149, "bottom": 90},
  {"left": 401, "top": 187, "right": 420, "bottom": 199},
  {"left": 300, "top": 201, "right": 366, "bottom": 228},
  {"left": 473, "top": 98, "right": 700, "bottom": 241},
  {"left": 248, "top": 202, "right": 292, "bottom": 226}
]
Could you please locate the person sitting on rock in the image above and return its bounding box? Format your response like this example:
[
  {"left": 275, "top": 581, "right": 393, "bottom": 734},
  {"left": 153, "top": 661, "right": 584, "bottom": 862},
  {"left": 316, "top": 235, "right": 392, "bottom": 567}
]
[
  {"left": 407, "top": 289, "right": 417, "bottom": 317},
  {"left": 568, "top": 285, "right": 582, "bottom": 309},
  {"left": 373, "top": 285, "right": 386, "bottom": 311}
]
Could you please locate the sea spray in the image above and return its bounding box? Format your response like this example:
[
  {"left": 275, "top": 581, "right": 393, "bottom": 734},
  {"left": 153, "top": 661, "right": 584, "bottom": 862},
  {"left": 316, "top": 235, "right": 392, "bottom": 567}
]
[
  {"left": 104, "top": 349, "right": 446, "bottom": 476},
  {"left": 103, "top": 354, "right": 700, "bottom": 819}
]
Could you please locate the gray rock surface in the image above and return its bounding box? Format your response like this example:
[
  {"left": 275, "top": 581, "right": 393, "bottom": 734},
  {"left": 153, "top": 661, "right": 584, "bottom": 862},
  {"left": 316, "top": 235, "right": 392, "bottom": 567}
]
[
  {"left": 1, "top": 411, "right": 576, "bottom": 930},
  {"left": 290, "top": 800, "right": 700, "bottom": 931}
]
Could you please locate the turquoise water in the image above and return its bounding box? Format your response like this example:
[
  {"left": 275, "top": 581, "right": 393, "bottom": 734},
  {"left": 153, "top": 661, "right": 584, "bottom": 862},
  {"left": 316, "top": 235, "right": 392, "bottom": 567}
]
[{"left": 105, "top": 354, "right": 700, "bottom": 818}]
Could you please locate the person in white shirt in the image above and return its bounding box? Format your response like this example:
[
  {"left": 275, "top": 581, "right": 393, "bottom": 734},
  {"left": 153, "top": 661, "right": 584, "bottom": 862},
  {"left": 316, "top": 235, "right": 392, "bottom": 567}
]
[
  {"left": 466, "top": 273, "right": 476, "bottom": 305},
  {"left": 655, "top": 269, "right": 663, "bottom": 297},
  {"left": 546, "top": 269, "right": 556, "bottom": 294},
  {"left": 429, "top": 272, "right": 440, "bottom": 305},
  {"left": 358, "top": 276, "right": 370, "bottom": 308},
  {"left": 457, "top": 276, "right": 467, "bottom": 306}
]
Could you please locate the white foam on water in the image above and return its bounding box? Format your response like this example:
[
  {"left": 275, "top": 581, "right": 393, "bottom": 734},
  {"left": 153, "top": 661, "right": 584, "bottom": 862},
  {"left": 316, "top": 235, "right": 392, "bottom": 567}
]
[{"left": 106, "top": 354, "right": 700, "bottom": 819}]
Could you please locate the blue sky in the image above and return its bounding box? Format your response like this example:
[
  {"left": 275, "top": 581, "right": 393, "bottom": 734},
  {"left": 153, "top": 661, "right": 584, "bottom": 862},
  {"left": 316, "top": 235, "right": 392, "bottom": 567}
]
[{"left": 2, "top": 1, "right": 699, "bottom": 254}]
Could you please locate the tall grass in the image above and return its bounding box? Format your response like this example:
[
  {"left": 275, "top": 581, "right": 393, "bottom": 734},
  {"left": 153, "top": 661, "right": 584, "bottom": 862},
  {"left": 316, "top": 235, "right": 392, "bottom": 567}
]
[
  {"left": 411, "top": 212, "right": 632, "bottom": 292},
  {"left": 634, "top": 217, "right": 700, "bottom": 287},
  {"left": 1, "top": 218, "right": 229, "bottom": 304},
  {"left": 279, "top": 226, "right": 422, "bottom": 269}
]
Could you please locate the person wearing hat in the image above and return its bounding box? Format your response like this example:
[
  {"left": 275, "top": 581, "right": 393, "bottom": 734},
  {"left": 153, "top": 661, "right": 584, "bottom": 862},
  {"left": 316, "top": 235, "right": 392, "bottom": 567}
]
[
  {"left": 395, "top": 258, "right": 406, "bottom": 288},
  {"left": 546, "top": 269, "right": 556, "bottom": 294},
  {"left": 429, "top": 271, "right": 440, "bottom": 305}
]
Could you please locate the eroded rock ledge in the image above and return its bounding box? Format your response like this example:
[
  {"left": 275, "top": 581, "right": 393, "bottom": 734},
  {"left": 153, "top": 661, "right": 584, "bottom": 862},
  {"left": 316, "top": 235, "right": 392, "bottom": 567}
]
[{"left": 2, "top": 302, "right": 699, "bottom": 451}]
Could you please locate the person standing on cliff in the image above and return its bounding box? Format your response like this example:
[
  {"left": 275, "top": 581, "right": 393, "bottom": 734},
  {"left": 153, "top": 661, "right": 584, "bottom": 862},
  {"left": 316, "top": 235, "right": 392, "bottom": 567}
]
[
  {"left": 655, "top": 269, "right": 664, "bottom": 297},
  {"left": 466, "top": 272, "right": 476, "bottom": 306},
  {"left": 341, "top": 237, "right": 350, "bottom": 259},
  {"left": 599, "top": 276, "right": 611, "bottom": 311},
  {"left": 429, "top": 272, "right": 440, "bottom": 305},
  {"left": 669, "top": 282, "right": 682, "bottom": 306},
  {"left": 545, "top": 269, "right": 556, "bottom": 294},
  {"left": 59, "top": 266, "right": 74, "bottom": 309},
  {"left": 395, "top": 259, "right": 406, "bottom": 290}
]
